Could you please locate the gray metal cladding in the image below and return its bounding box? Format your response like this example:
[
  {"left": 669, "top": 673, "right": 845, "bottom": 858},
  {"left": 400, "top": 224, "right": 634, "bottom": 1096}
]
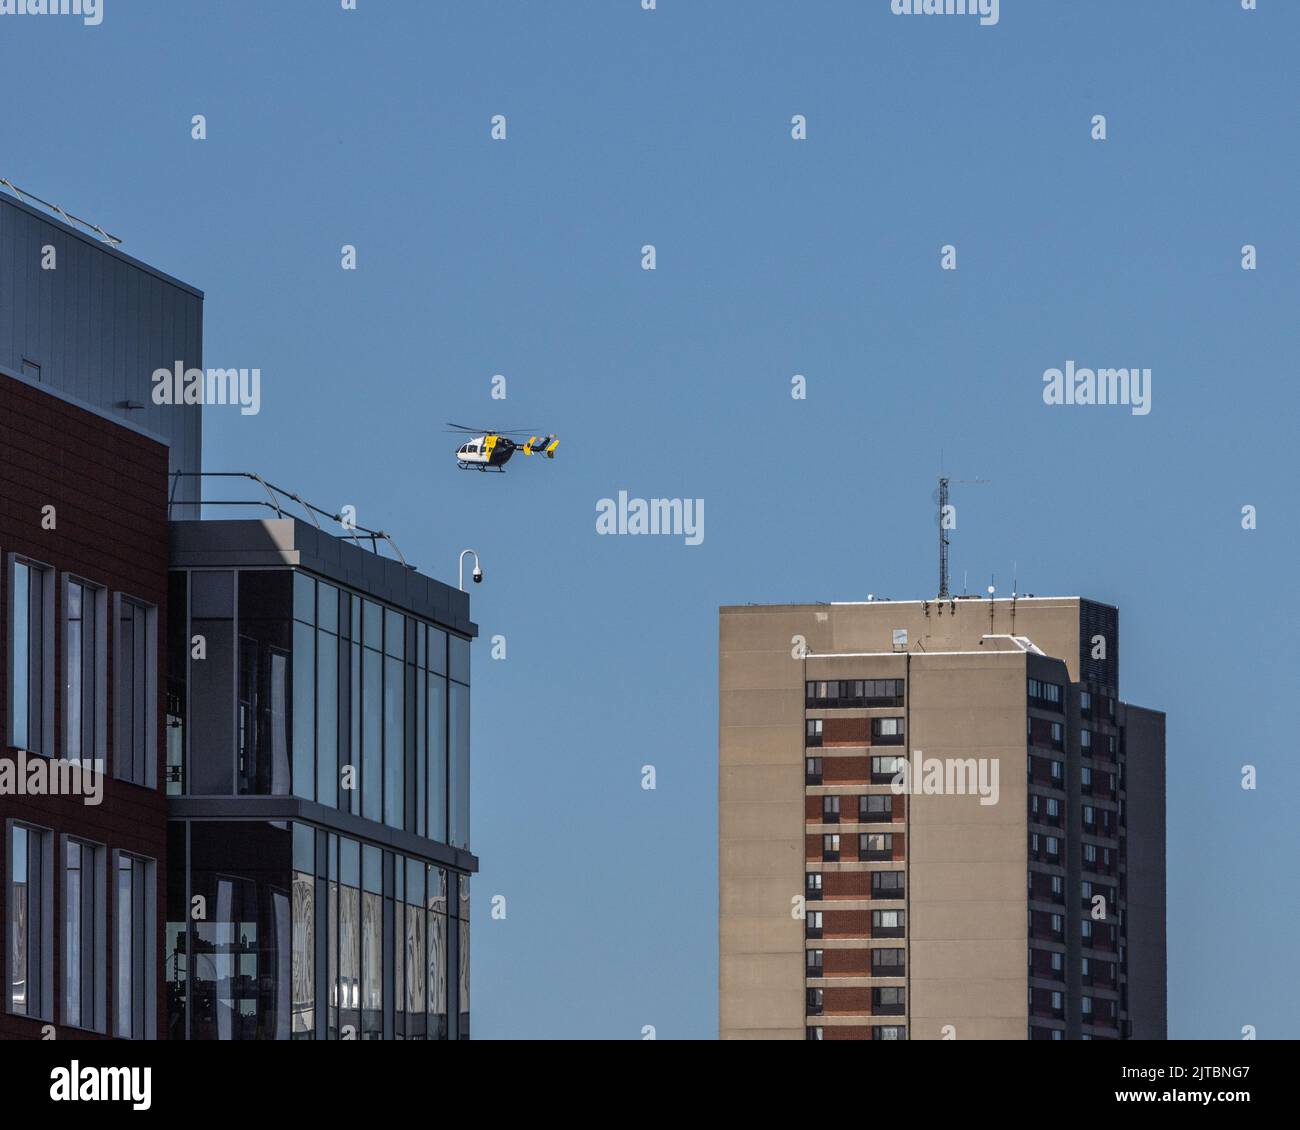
[{"left": 0, "top": 191, "right": 203, "bottom": 505}]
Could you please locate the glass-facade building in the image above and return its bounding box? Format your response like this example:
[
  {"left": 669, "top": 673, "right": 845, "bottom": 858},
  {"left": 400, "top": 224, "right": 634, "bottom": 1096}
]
[
  {"left": 164, "top": 520, "right": 477, "bottom": 1039},
  {"left": 2, "top": 188, "right": 476, "bottom": 1042}
]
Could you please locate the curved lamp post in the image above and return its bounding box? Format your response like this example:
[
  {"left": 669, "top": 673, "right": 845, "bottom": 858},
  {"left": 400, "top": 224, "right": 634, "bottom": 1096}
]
[{"left": 459, "top": 549, "right": 482, "bottom": 591}]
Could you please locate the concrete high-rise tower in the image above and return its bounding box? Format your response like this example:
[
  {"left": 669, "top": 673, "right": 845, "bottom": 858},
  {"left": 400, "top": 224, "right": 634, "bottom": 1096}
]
[{"left": 719, "top": 596, "right": 1165, "bottom": 1040}]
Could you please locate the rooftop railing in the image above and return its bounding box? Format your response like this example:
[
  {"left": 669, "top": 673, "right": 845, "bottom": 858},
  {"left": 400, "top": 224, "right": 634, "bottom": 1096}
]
[{"left": 167, "top": 470, "right": 409, "bottom": 567}]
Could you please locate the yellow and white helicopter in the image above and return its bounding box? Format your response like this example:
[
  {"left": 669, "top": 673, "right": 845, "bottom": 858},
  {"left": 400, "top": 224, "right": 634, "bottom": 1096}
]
[{"left": 447, "top": 424, "right": 559, "bottom": 472}]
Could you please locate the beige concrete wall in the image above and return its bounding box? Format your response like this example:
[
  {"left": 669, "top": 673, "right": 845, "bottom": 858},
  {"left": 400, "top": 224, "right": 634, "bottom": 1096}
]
[
  {"left": 721, "top": 597, "right": 1086, "bottom": 669},
  {"left": 719, "top": 608, "right": 808, "bottom": 1038},
  {"left": 906, "top": 651, "right": 1029, "bottom": 1039},
  {"left": 720, "top": 598, "right": 1093, "bottom": 1041}
]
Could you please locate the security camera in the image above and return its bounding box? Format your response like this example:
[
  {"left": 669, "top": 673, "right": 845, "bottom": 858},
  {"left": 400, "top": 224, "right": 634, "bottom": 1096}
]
[{"left": 472, "top": 566, "right": 483, "bottom": 584}]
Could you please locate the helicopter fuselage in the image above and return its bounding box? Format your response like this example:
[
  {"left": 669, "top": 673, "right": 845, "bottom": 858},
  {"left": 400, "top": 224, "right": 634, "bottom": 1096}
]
[{"left": 455, "top": 434, "right": 516, "bottom": 471}]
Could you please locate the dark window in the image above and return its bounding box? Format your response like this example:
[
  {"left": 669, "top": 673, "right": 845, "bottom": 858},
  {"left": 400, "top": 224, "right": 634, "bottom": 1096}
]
[
  {"left": 65, "top": 580, "right": 105, "bottom": 763},
  {"left": 871, "top": 948, "right": 905, "bottom": 974},
  {"left": 872, "top": 987, "right": 905, "bottom": 1015},
  {"left": 63, "top": 839, "right": 105, "bottom": 1032},
  {"left": 9, "top": 558, "right": 52, "bottom": 754},
  {"left": 1028, "top": 678, "right": 1063, "bottom": 709},
  {"left": 114, "top": 853, "right": 156, "bottom": 1038},
  {"left": 236, "top": 571, "right": 293, "bottom": 797},
  {"left": 7, "top": 824, "right": 52, "bottom": 1018},
  {"left": 871, "top": 871, "right": 904, "bottom": 897},
  {"left": 860, "top": 794, "right": 893, "bottom": 820},
  {"left": 808, "top": 679, "right": 904, "bottom": 708},
  {"left": 189, "top": 571, "right": 237, "bottom": 795}
]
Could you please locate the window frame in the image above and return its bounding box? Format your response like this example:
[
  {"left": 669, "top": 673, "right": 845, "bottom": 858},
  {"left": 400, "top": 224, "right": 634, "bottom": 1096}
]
[
  {"left": 61, "top": 835, "right": 107, "bottom": 1033},
  {"left": 860, "top": 793, "right": 893, "bottom": 820},
  {"left": 112, "top": 850, "right": 158, "bottom": 1039},
  {"left": 113, "top": 593, "right": 159, "bottom": 789},
  {"left": 63, "top": 574, "right": 109, "bottom": 765},
  {"left": 5, "top": 820, "right": 54, "bottom": 1020},
  {"left": 871, "top": 870, "right": 904, "bottom": 896},
  {"left": 7, "top": 554, "right": 56, "bottom": 756}
]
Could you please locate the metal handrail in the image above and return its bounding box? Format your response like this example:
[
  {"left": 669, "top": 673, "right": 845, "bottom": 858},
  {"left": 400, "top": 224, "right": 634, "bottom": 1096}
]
[
  {"left": 168, "top": 471, "right": 410, "bottom": 567},
  {"left": 1, "top": 177, "right": 123, "bottom": 246}
]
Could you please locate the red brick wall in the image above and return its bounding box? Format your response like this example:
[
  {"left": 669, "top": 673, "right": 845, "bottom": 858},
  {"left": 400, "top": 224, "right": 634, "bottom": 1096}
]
[
  {"left": 824, "top": 872, "right": 871, "bottom": 899},
  {"left": 823, "top": 948, "right": 873, "bottom": 976},
  {"left": 0, "top": 373, "right": 170, "bottom": 1041},
  {"left": 823, "top": 756, "right": 869, "bottom": 784},
  {"left": 824, "top": 911, "right": 870, "bottom": 939},
  {"left": 822, "top": 717, "right": 868, "bottom": 746},
  {"left": 824, "top": 1026, "right": 873, "bottom": 1040},
  {"left": 823, "top": 988, "right": 872, "bottom": 1016}
]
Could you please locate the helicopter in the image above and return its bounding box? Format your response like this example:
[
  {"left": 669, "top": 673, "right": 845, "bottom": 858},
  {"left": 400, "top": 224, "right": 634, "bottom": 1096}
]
[{"left": 446, "top": 424, "right": 559, "bottom": 472}]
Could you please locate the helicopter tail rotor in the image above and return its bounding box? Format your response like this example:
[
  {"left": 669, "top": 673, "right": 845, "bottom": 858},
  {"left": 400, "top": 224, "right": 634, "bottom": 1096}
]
[{"left": 523, "top": 435, "right": 559, "bottom": 458}]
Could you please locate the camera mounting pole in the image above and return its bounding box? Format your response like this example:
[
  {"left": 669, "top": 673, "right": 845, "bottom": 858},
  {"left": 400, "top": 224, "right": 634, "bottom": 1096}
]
[{"left": 459, "top": 549, "right": 482, "bottom": 591}]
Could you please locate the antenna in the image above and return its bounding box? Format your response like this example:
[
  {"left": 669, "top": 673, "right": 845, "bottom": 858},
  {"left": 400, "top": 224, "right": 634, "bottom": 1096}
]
[
  {"left": 936, "top": 474, "right": 989, "bottom": 600},
  {"left": 1011, "top": 561, "right": 1018, "bottom": 632}
]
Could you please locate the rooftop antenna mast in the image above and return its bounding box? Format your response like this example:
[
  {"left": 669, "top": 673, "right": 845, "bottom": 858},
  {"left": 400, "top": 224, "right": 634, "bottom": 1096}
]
[
  {"left": 936, "top": 474, "right": 989, "bottom": 600},
  {"left": 1011, "top": 561, "right": 1018, "bottom": 633}
]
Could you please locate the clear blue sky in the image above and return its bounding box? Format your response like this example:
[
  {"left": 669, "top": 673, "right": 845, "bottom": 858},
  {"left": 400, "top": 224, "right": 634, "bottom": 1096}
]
[{"left": 4, "top": 0, "right": 1297, "bottom": 1039}]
